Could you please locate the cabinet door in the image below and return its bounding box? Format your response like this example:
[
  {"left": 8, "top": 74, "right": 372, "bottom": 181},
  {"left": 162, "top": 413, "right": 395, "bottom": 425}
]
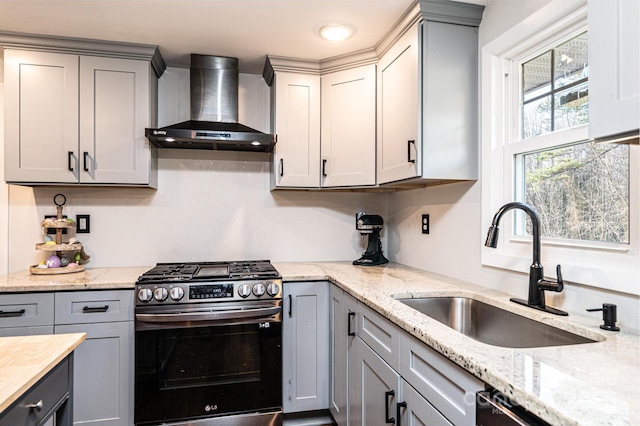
[
  {"left": 283, "top": 281, "right": 329, "bottom": 413},
  {"left": 329, "top": 286, "right": 358, "bottom": 426},
  {"left": 321, "top": 65, "right": 376, "bottom": 187},
  {"left": 588, "top": 0, "right": 640, "bottom": 140},
  {"left": 349, "top": 337, "right": 400, "bottom": 426},
  {"left": 272, "top": 72, "right": 321, "bottom": 188},
  {"left": 79, "top": 56, "right": 151, "bottom": 184},
  {"left": 4, "top": 49, "right": 79, "bottom": 183},
  {"left": 377, "top": 24, "right": 421, "bottom": 185},
  {"left": 54, "top": 321, "right": 133, "bottom": 426},
  {"left": 398, "top": 379, "right": 452, "bottom": 426}
]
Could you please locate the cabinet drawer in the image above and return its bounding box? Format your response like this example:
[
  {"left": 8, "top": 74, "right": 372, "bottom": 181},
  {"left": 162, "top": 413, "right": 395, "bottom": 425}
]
[
  {"left": 55, "top": 290, "right": 134, "bottom": 324},
  {"left": 357, "top": 302, "right": 400, "bottom": 371},
  {"left": 0, "top": 355, "right": 69, "bottom": 426},
  {"left": 400, "top": 333, "right": 483, "bottom": 426},
  {"left": 0, "top": 293, "right": 54, "bottom": 328}
]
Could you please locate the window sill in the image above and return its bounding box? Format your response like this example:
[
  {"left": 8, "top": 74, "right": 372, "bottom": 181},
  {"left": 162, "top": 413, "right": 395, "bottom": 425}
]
[{"left": 481, "top": 247, "right": 639, "bottom": 296}]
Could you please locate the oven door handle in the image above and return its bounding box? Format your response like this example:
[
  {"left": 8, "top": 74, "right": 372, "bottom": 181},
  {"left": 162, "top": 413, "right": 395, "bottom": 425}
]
[{"left": 135, "top": 306, "right": 281, "bottom": 323}]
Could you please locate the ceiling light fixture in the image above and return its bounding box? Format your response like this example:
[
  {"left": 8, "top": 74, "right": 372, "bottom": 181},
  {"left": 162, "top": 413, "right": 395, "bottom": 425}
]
[{"left": 319, "top": 24, "right": 354, "bottom": 41}]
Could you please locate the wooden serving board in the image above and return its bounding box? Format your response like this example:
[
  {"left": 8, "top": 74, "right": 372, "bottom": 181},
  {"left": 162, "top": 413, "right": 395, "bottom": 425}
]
[
  {"left": 35, "top": 243, "right": 83, "bottom": 251},
  {"left": 29, "top": 264, "right": 85, "bottom": 275}
]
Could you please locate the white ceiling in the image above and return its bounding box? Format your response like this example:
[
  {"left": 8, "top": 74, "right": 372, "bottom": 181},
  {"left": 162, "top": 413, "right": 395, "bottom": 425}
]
[{"left": 0, "top": 0, "right": 432, "bottom": 74}]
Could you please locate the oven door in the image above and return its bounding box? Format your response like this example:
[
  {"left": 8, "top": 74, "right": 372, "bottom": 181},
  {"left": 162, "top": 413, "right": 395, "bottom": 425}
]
[{"left": 134, "top": 300, "right": 282, "bottom": 425}]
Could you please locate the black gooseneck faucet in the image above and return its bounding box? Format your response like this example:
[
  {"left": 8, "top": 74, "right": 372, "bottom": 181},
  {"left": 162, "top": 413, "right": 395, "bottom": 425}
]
[{"left": 485, "top": 202, "right": 568, "bottom": 316}]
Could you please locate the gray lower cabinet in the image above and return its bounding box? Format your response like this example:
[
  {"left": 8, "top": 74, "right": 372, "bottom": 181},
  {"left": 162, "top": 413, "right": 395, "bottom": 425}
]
[
  {"left": 329, "top": 283, "right": 483, "bottom": 426},
  {"left": 0, "top": 293, "right": 55, "bottom": 336},
  {"left": 54, "top": 290, "right": 134, "bottom": 426},
  {"left": 329, "top": 284, "right": 357, "bottom": 426},
  {"left": 283, "top": 281, "right": 330, "bottom": 413},
  {"left": 398, "top": 378, "right": 451, "bottom": 426},
  {"left": 0, "top": 290, "right": 133, "bottom": 426},
  {"left": 400, "top": 332, "right": 483, "bottom": 426},
  {"left": 349, "top": 337, "right": 400, "bottom": 426}
]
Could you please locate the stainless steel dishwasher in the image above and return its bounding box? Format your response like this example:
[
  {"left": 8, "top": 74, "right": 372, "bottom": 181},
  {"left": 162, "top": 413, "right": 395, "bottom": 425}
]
[{"left": 476, "top": 389, "right": 552, "bottom": 426}]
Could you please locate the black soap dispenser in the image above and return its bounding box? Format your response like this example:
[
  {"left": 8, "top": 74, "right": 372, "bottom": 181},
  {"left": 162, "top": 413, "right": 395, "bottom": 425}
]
[{"left": 586, "top": 303, "right": 620, "bottom": 331}]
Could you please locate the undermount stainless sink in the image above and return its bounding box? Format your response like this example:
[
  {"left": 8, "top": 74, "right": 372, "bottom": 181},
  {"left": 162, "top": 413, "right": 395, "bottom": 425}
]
[{"left": 398, "top": 297, "right": 598, "bottom": 348}]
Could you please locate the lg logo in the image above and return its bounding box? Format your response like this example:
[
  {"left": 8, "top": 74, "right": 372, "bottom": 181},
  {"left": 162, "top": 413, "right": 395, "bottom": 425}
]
[{"left": 204, "top": 404, "right": 218, "bottom": 412}]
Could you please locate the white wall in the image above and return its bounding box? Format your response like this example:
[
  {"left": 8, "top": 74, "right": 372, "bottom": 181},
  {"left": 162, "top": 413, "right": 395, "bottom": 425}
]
[
  {"left": 2, "top": 67, "right": 385, "bottom": 271},
  {"left": 386, "top": 0, "right": 639, "bottom": 331}
]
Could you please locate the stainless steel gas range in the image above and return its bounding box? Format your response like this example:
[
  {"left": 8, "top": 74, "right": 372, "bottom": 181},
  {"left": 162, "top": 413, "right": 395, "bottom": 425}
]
[{"left": 134, "top": 260, "right": 283, "bottom": 426}]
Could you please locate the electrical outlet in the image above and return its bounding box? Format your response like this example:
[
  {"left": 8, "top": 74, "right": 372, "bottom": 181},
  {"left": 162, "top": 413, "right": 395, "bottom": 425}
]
[
  {"left": 421, "top": 214, "right": 430, "bottom": 234},
  {"left": 77, "top": 215, "right": 90, "bottom": 233}
]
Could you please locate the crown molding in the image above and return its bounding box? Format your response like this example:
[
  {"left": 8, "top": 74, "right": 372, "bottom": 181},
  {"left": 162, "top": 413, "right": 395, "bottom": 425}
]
[{"left": 0, "top": 31, "right": 166, "bottom": 77}]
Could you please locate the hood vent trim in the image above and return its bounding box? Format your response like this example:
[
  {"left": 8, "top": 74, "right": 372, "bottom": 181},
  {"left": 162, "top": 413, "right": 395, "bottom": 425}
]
[{"left": 146, "top": 54, "right": 276, "bottom": 152}]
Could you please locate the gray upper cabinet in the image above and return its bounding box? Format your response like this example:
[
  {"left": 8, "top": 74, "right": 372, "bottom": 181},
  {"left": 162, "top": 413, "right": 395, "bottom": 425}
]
[
  {"left": 588, "top": 0, "right": 640, "bottom": 143},
  {"left": 1, "top": 33, "right": 165, "bottom": 187},
  {"left": 377, "top": 1, "right": 483, "bottom": 187}
]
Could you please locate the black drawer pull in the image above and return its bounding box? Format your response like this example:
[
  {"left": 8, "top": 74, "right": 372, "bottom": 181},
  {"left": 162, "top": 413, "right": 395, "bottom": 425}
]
[
  {"left": 83, "top": 151, "right": 90, "bottom": 172},
  {"left": 280, "top": 158, "right": 284, "bottom": 177},
  {"left": 347, "top": 311, "right": 355, "bottom": 336},
  {"left": 322, "top": 159, "right": 327, "bottom": 177},
  {"left": 26, "top": 400, "right": 43, "bottom": 411},
  {"left": 0, "top": 309, "right": 26, "bottom": 318},
  {"left": 288, "top": 294, "right": 292, "bottom": 318},
  {"left": 82, "top": 305, "right": 109, "bottom": 313},
  {"left": 385, "top": 390, "right": 395, "bottom": 424},
  {"left": 68, "top": 151, "right": 75, "bottom": 171}
]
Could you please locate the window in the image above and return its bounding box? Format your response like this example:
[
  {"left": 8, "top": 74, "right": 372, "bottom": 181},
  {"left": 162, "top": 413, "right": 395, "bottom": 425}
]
[
  {"left": 481, "top": 0, "right": 638, "bottom": 296},
  {"left": 513, "top": 31, "right": 630, "bottom": 246}
]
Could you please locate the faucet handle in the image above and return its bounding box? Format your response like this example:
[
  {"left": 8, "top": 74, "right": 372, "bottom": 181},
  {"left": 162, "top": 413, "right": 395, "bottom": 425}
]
[{"left": 538, "top": 264, "right": 563, "bottom": 292}]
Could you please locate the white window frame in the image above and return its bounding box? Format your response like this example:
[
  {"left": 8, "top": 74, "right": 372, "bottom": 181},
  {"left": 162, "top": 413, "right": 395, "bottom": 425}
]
[{"left": 481, "top": 0, "right": 639, "bottom": 296}]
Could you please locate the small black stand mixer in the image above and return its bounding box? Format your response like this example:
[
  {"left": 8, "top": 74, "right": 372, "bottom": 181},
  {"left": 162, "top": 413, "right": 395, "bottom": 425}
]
[{"left": 353, "top": 212, "right": 389, "bottom": 266}]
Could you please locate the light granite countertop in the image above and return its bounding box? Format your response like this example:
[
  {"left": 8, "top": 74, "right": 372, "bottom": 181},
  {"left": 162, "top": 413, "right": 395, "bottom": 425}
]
[
  {"left": 0, "top": 333, "right": 86, "bottom": 413},
  {"left": 0, "top": 266, "right": 148, "bottom": 292},
  {"left": 1, "top": 261, "right": 638, "bottom": 425}
]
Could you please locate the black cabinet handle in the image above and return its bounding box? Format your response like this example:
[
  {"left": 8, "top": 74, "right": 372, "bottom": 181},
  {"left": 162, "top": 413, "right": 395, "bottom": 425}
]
[
  {"left": 68, "top": 151, "right": 74, "bottom": 171},
  {"left": 279, "top": 158, "right": 284, "bottom": 177},
  {"left": 385, "top": 390, "right": 395, "bottom": 424},
  {"left": 0, "top": 309, "right": 26, "bottom": 318},
  {"left": 83, "top": 151, "right": 89, "bottom": 172},
  {"left": 288, "top": 294, "right": 292, "bottom": 318},
  {"left": 347, "top": 311, "right": 355, "bottom": 336},
  {"left": 407, "top": 140, "right": 416, "bottom": 164},
  {"left": 322, "top": 159, "right": 327, "bottom": 177},
  {"left": 396, "top": 401, "right": 407, "bottom": 426},
  {"left": 82, "top": 305, "right": 109, "bottom": 313}
]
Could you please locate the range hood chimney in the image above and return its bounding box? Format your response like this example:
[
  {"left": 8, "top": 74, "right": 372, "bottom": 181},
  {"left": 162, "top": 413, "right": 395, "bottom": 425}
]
[{"left": 145, "top": 54, "right": 276, "bottom": 152}]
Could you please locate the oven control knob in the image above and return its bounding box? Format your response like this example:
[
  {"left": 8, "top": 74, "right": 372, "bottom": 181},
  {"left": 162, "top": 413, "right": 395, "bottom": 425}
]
[
  {"left": 169, "top": 287, "right": 184, "bottom": 301},
  {"left": 238, "top": 283, "right": 252, "bottom": 298},
  {"left": 154, "top": 287, "right": 168, "bottom": 302},
  {"left": 138, "top": 288, "right": 153, "bottom": 303},
  {"left": 252, "top": 282, "right": 266, "bottom": 297},
  {"left": 266, "top": 282, "right": 280, "bottom": 297}
]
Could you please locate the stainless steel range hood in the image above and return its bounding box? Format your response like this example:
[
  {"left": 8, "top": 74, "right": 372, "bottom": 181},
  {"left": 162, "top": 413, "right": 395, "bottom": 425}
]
[{"left": 145, "top": 55, "right": 276, "bottom": 152}]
